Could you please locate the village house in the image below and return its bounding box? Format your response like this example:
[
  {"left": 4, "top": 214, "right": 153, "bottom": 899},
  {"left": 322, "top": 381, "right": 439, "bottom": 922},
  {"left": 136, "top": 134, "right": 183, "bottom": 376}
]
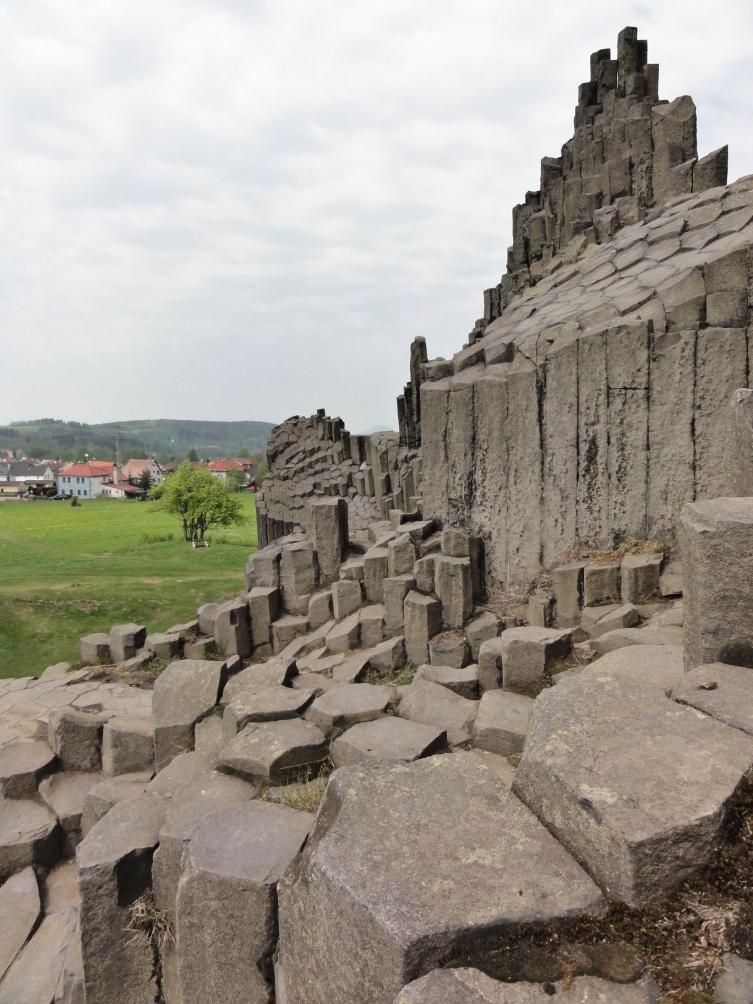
[
  {"left": 207, "top": 457, "right": 247, "bottom": 482},
  {"left": 56, "top": 461, "right": 114, "bottom": 499},
  {"left": 120, "top": 458, "right": 163, "bottom": 485},
  {"left": 0, "top": 461, "right": 56, "bottom": 487}
]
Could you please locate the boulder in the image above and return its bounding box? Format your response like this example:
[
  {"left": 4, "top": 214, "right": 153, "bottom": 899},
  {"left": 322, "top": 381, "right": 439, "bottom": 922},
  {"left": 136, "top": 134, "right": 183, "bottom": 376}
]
[
  {"left": 48, "top": 708, "right": 108, "bottom": 772},
  {"left": 514, "top": 674, "right": 753, "bottom": 906},
  {"left": 672, "top": 662, "right": 753, "bottom": 735},
  {"left": 277, "top": 754, "right": 604, "bottom": 1004},
  {"left": 0, "top": 867, "right": 40, "bottom": 981},
  {"left": 102, "top": 715, "right": 154, "bottom": 776},
  {"left": 680, "top": 497, "right": 753, "bottom": 669},
  {"left": 414, "top": 663, "right": 479, "bottom": 699},
  {"left": 77, "top": 792, "right": 167, "bottom": 1004},
  {"left": 330, "top": 717, "right": 446, "bottom": 767},
  {"left": 175, "top": 801, "right": 312, "bottom": 1004},
  {"left": 404, "top": 591, "right": 442, "bottom": 666},
  {"left": 213, "top": 598, "right": 251, "bottom": 659},
  {"left": 398, "top": 678, "right": 478, "bottom": 744},
  {"left": 218, "top": 719, "right": 328, "bottom": 782},
  {"left": 0, "top": 740, "right": 56, "bottom": 798},
  {"left": 223, "top": 685, "right": 315, "bottom": 734},
  {"left": 108, "top": 624, "right": 147, "bottom": 663},
  {"left": 306, "top": 683, "right": 393, "bottom": 735},
  {"left": 152, "top": 659, "right": 229, "bottom": 770},
  {"left": 394, "top": 970, "right": 660, "bottom": 1003},
  {"left": 0, "top": 798, "right": 59, "bottom": 881},
  {"left": 472, "top": 690, "right": 533, "bottom": 756},
  {"left": 39, "top": 771, "right": 101, "bottom": 853},
  {"left": 497, "top": 627, "right": 573, "bottom": 696},
  {"left": 80, "top": 633, "right": 111, "bottom": 665}
]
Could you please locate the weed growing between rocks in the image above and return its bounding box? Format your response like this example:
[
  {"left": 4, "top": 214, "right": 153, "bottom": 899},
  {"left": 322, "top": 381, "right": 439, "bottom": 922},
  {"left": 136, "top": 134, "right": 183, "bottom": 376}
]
[
  {"left": 89, "top": 656, "right": 166, "bottom": 689},
  {"left": 365, "top": 663, "right": 415, "bottom": 687},
  {"left": 126, "top": 893, "right": 173, "bottom": 952},
  {"left": 259, "top": 758, "right": 334, "bottom": 814}
]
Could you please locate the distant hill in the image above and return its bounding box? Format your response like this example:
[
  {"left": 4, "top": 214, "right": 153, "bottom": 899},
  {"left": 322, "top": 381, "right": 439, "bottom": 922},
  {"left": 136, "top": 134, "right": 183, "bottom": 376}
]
[{"left": 0, "top": 418, "right": 276, "bottom": 462}]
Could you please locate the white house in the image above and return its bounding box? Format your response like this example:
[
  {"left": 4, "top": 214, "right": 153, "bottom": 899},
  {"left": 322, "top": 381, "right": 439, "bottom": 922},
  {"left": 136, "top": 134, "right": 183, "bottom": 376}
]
[
  {"left": 120, "top": 458, "right": 163, "bottom": 485},
  {"left": 57, "top": 462, "right": 114, "bottom": 499}
]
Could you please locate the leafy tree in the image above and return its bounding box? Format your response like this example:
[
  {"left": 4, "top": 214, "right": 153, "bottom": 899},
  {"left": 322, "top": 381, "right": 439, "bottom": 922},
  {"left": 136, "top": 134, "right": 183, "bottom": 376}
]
[
  {"left": 150, "top": 462, "right": 245, "bottom": 542},
  {"left": 237, "top": 447, "right": 251, "bottom": 459},
  {"left": 187, "top": 448, "right": 199, "bottom": 462},
  {"left": 225, "top": 469, "right": 246, "bottom": 492},
  {"left": 138, "top": 469, "right": 152, "bottom": 492}
]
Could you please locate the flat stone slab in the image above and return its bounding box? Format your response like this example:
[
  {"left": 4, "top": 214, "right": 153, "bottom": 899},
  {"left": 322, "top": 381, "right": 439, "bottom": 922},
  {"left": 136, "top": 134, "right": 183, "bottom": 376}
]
[
  {"left": 0, "top": 867, "right": 40, "bottom": 981},
  {"left": 306, "top": 683, "right": 393, "bottom": 734},
  {"left": 278, "top": 753, "right": 604, "bottom": 1004},
  {"left": 471, "top": 690, "right": 533, "bottom": 756},
  {"left": 175, "top": 801, "right": 313, "bottom": 1004},
  {"left": 0, "top": 740, "right": 56, "bottom": 798},
  {"left": 394, "top": 969, "right": 660, "bottom": 1002},
  {"left": 218, "top": 719, "right": 328, "bottom": 782},
  {"left": 38, "top": 771, "right": 101, "bottom": 852},
  {"left": 0, "top": 907, "right": 79, "bottom": 1004},
  {"left": 591, "top": 626, "right": 683, "bottom": 657},
  {"left": 0, "top": 797, "right": 59, "bottom": 881},
  {"left": 414, "top": 663, "right": 479, "bottom": 699},
  {"left": 672, "top": 663, "right": 753, "bottom": 735},
  {"left": 224, "top": 685, "right": 316, "bottom": 732},
  {"left": 82, "top": 772, "right": 152, "bottom": 836},
  {"left": 575, "top": 644, "right": 684, "bottom": 695},
  {"left": 398, "top": 678, "right": 478, "bottom": 744},
  {"left": 514, "top": 674, "right": 753, "bottom": 906},
  {"left": 222, "top": 658, "right": 297, "bottom": 698},
  {"left": 330, "top": 717, "right": 447, "bottom": 767}
]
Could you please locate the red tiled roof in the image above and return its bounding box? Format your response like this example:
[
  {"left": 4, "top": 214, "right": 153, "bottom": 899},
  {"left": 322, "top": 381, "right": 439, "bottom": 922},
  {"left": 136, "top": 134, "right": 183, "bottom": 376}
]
[
  {"left": 207, "top": 458, "right": 244, "bottom": 472},
  {"left": 59, "top": 462, "right": 114, "bottom": 477}
]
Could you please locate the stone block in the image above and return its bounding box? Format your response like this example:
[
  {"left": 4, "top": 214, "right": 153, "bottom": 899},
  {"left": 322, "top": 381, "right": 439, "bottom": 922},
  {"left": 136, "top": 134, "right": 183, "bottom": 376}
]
[
  {"left": 108, "top": 624, "right": 147, "bottom": 663},
  {"left": 79, "top": 633, "right": 111, "bottom": 665},
  {"left": 364, "top": 546, "right": 389, "bottom": 603},
  {"left": 659, "top": 560, "right": 683, "bottom": 597},
  {"left": 330, "top": 718, "right": 446, "bottom": 768},
  {"left": 213, "top": 597, "right": 251, "bottom": 659},
  {"left": 222, "top": 658, "right": 297, "bottom": 697},
  {"left": 175, "top": 802, "right": 312, "bottom": 1004},
  {"left": 395, "top": 970, "right": 660, "bottom": 1003},
  {"left": 245, "top": 543, "right": 281, "bottom": 591},
  {"left": 325, "top": 612, "right": 361, "bottom": 654},
  {"left": 680, "top": 498, "right": 753, "bottom": 668},
  {"left": 0, "top": 867, "right": 40, "bottom": 982},
  {"left": 39, "top": 771, "right": 101, "bottom": 854},
  {"left": 404, "top": 591, "right": 442, "bottom": 666},
  {"left": 0, "top": 740, "right": 56, "bottom": 798},
  {"left": 584, "top": 562, "right": 621, "bottom": 606},
  {"left": 429, "top": 632, "right": 469, "bottom": 668},
  {"left": 360, "top": 604, "right": 385, "bottom": 648},
  {"left": 0, "top": 798, "right": 60, "bottom": 881},
  {"left": 48, "top": 708, "right": 108, "bottom": 772},
  {"left": 726, "top": 388, "right": 753, "bottom": 496},
  {"left": 471, "top": 690, "right": 533, "bottom": 756},
  {"left": 197, "top": 602, "right": 219, "bottom": 636},
  {"left": 77, "top": 792, "right": 167, "bottom": 1004},
  {"left": 365, "top": 635, "right": 406, "bottom": 673},
  {"left": 589, "top": 603, "right": 641, "bottom": 638},
  {"left": 435, "top": 556, "right": 473, "bottom": 629},
  {"left": 621, "top": 552, "right": 662, "bottom": 602},
  {"left": 308, "top": 590, "right": 333, "bottom": 630},
  {"left": 441, "top": 527, "right": 470, "bottom": 557},
  {"left": 0, "top": 905, "right": 80, "bottom": 1004},
  {"left": 102, "top": 716, "right": 154, "bottom": 776},
  {"left": 672, "top": 662, "right": 753, "bottom": 735},
  {"left": 184, "top": 637, "right": 215, "bottom": 660},
  {"left": 306, "top": 683, "right": 393, "bottom": 736},
  {"left": 223, "top": 685, "right": 315, "bottom": 735},
  {"left": 146, "top": 632, "right": 183, "bottom": 661},
  {"left": 413, "top": 555, "right": 436, "bottom": 594},
  {"left": 388, "top": 533, "right": 417, "bottom": 578},
  {"left": 384, "top": 574, "right": 415, "bottom": 631},
  {"left": 218, "top": 719, "right": 328, "bottom": 782},
  {"left": 498, "top": 627, "right": 573, "bottom": 696},
  {"left": 514, "top": 675, "right": 753, "bottom": 906},
  {"left": 310, "top": 497, "right": 348, "bottom": 586},
  {"left": 398, "top": 678, "right": 478, "bottom": 745},
  {"left": 81, "top": 773, "right": 152, "bottom": 836},
  {"left": 577, "top": 644, "right": 684, "bottom": 695},
  {"left": 714, "top": 953, "right": 753, "bottom": 1004},
  {"left": 478, "top": 637, "right": 504, "bottom": 692},
  {"left": 247, "top": 586, "right": 280, "bottom": 648},
  {"left": 280, "top": 540, "right": 318, "bottom": 614},
  {"left": 153, "top": 659, "right": 229, "bottom": 770},
  {"left": 466, "top": 611, "right": 501, "bottom": 661},
  {"left": 414, "top": 663, "right": 478, "bottom": 699},
  {"left": 526, "top": 593, "right": 555, "bottom": 627},
  {"left": 332, "top": 578, "right": 363, "bottom": 620},
  {"left": 551, "top": 563, "right": 586, "bottom": 627},
  {"left": 277, "top": 755, "right": 604, "bottom": 1004},
  {"left": 339, "top": 557, "right": 365, "bottom": 581}
]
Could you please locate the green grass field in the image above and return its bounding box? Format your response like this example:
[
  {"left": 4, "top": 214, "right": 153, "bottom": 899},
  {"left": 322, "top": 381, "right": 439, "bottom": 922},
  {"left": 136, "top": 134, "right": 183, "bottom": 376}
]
[{"left": 0, "top": 495, "right": 257, "bottom": 678}]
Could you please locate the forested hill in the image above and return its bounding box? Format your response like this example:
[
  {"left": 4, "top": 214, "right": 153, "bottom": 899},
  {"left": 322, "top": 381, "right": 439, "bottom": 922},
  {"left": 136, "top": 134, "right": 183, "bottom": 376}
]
[{"left": 0, "top": 418, "right": 276, "bottom": 461}]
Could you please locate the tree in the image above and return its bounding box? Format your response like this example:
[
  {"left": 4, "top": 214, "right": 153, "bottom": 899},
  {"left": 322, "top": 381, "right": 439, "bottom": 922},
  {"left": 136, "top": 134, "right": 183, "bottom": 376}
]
[
  {"left": 225, "top": 469, "right": 246, "bottom": 492},
  {"left": 138, "top": 469, "right": 152, "bottom": 492},
  {"left": 187, "top": 448, "right": 199, "bottom": 462},
  {"left": 150, "top": 462, "right": 245, "bottom": 542},
  {"left": 237, "top": 447, "right": 251, "bottom": 459}
]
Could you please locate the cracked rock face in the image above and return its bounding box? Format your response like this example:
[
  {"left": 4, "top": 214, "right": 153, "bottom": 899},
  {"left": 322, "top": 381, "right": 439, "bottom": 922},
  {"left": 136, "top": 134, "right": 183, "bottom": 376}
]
[{"left": 277, "top": 753, "right": 604, "bottom": 1004}]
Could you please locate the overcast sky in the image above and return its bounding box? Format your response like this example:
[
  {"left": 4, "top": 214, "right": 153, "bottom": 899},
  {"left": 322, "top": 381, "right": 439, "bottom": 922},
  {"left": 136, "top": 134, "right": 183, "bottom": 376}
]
[{"left": 2, "top": 1, "right": 752, "bottom": 433}]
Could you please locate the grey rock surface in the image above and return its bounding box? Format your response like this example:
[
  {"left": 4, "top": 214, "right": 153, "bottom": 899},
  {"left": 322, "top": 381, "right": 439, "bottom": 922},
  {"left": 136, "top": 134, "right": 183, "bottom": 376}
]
[
  {"left": 397, "top": 678, "right": 478, "bottom": 744},
  {"left": 218, "top": 718, "right": 328, "bottom": 782},
  {"left": 672, "top": 662, "right": 753, "bottom": 734},
  {"left": 394, "top": 969, "right": 660, "bottom": 1002},
  {"left": 330, "top": 717, "right": 446, "bottom": 767},
  {"left": 0, "top": 867, "right": 40, "bottom": 982},
  {"left": 152, "top": 659, "right": 228, "bottom": 769}
]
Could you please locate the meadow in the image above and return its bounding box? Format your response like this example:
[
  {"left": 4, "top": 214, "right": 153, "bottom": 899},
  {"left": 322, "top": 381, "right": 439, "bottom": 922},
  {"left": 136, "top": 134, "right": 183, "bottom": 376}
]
[{"left": 0, "top": 494, "right": 257, "bottom": 678}]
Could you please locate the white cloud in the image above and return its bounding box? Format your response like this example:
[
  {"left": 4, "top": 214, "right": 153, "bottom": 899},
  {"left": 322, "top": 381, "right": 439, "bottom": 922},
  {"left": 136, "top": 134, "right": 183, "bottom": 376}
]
[{"left": 2, "top": 0, "right": 752, "bottom": 432}]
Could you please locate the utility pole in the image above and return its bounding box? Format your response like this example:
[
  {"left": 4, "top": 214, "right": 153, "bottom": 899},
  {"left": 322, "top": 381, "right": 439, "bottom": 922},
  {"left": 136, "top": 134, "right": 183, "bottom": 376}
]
[{"left": 114, "top": 424, "right": 121, "bottom": 482}]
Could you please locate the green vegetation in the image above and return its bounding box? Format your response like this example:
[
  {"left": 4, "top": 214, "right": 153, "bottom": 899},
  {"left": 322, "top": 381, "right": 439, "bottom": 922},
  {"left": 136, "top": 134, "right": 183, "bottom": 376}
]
[
  {"left": 150, "top": 463, "right": 245, "bottom": 542},
  {"left": 0, "top": 417, "right": 275, "bottom": 462},
  {"left": 0, "top": 495, "right": 257, "bottom": 678}
]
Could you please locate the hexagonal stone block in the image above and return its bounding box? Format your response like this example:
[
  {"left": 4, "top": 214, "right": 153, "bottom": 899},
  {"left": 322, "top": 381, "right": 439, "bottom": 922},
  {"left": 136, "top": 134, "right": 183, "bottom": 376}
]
[
  {"left": 146, "top": 632, "right": 183, "bottom": 661},
  {"left": 360, "top": 605, "right": 385, "bottom": 648},
  {"left": 672, "top": 662, "right": 753, "bottom": 735},
  {"left": 588, "top": 603, "right": 641, "bottom": 639},
  {"left": 434, "top": 555, "right": 473, "bottom": 629},
  {"left": 514, "top": 674, "right": 753, "bottom": 906},
  {"left": 414, "top": 664, "right": 479, "bottom": 699},
  {"left": 79, "top": 633, "right": 111, "bottom": 665},
  {"left": 397, "top": 679, "right": 478, "bottom": 745},
  {"left": 497, "top": 627, "right": 572, "bottom": 696},
  {"left": 218, "top": 719, "right": 328, "bottom": 783},
  {"left": 213, "top": 598, "right": 251, "bottom": 659},
  {"left": 81, "top": 772, "right": 152, "bottom": 836},
  {"left": 429, "top": 633, "right": 469, "bottom": 669},
  {"left": 325, "top": 612, "right": 361, "bottom": 654},
  {"left": 222, "top": 658, "right": 297, "bottom": 698},
  {"left": 0, "top": 867, "right": 40, "bottom": 982},
  {"left": 47, "top": 708, "right": 109, "bottom": 773},
  {"left": 39, "top": 771, "right": 102, "bottom": 853},
  {"left": 153, "top": 659, "right": 230, "bottom": 770},
  {"left": 278, "top": 754, "right": 604, "bottom": 1004},
  {"left": 306, "top": 683, "right": 393, "bottom": 735},
  {"left": 404, "top": 592, "right": 442, "bottom": 667},
  {"left": 0, "top": 740, "right": 56, "bottom": 798},
  {"left": 471, "top": 690, "right": 533, "bottom": 756},
  {"left": 621, "top": 552, "right": 662, "bottom": 603},
  {"left": 330, "top": 718, "right": 446, "bottom": 768},
  {"left": 272, "top": 614, "right": 310, "bottom": 653},
  {"left": 465, "top": 611, "right": 501, "bottom": 662},
  {"left": 175, "top": 801, "right": 312, "bottom": 1004},
  {"left": 223, "top": 685, "right": 316, "bottom": 735},
  {"left": 0, "top": 798, "right": 60, "bottom": 881},
  {"left": 108, "top": 624, "right": 146, "bottom": 663},
  {"left": 102, "top": 716, "right": 154, "bottom": 776}
]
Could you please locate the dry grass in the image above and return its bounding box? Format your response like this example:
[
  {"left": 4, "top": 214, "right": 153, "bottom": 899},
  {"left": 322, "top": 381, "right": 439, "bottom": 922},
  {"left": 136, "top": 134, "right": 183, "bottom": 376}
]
[
  {"left": 365, "top": 663, "right": 415, "bottom": 687},
  {"left": 125, "top": 893, "right": 173, "bottom": 952},
  {"left": 88, "top": 656, "right": 166, "bottom": 689},
  {"left": 260, "top": 759, "right": 335, "bottom": 813},
  {"left": 553, "top": 537, "right": 668, "bottom": 568}
]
